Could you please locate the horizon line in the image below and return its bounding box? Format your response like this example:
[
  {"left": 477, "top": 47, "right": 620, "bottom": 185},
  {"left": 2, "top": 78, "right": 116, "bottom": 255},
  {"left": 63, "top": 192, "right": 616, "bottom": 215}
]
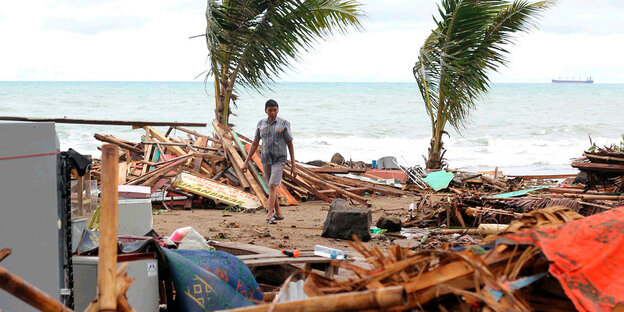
[{"left": 0, "top": 80, "right": 622, "bottom": 84}]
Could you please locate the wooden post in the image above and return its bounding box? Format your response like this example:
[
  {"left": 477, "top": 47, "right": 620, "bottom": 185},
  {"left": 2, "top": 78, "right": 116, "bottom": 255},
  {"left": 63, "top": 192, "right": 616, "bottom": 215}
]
[{"left": 98, "top": 144, "right": 119, "bottom": 311}]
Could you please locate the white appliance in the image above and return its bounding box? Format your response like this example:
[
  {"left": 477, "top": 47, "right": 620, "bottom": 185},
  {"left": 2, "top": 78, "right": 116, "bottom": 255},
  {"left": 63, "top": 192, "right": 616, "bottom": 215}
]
[{"left": 72, "top": 253, "right": 159, "bottom": 311}]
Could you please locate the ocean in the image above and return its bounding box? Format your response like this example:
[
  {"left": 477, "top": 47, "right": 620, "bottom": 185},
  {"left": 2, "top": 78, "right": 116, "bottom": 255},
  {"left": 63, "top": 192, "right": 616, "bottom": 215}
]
[{"left": 1, "top": 81, "right": 622, "bottom": 175}]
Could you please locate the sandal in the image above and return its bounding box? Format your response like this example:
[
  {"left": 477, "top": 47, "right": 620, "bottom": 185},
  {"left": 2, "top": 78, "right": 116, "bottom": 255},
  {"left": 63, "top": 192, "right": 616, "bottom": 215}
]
[
  {"left": 266, "top": 216, "right": 277, "bottom": 224},
  {"left": 273, "top": 215, "right": 284, "bottom": 221}
]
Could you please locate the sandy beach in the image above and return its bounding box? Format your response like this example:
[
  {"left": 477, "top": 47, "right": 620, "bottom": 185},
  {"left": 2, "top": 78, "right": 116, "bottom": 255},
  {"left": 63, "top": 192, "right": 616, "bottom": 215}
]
[{"left": 153, "top": 195, "right": 419, "bottom": 255}]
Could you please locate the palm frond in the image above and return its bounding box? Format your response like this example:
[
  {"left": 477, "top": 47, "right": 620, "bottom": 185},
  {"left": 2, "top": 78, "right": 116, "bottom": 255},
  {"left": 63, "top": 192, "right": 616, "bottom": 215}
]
[
  {"left": 206, "top": 0, "right": 364, "bottom": 91},
  {"left": 415, "top": 0, "right": 553, "bottom": 132}
]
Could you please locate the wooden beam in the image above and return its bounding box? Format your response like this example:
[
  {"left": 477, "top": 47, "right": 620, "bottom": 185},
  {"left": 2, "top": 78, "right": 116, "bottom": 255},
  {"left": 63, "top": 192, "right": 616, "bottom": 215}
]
[
  {"left": 94, "top": 134, "right": 143, "bottom": 154},
  {"left": 284, "top": 168, "right": 333, "bottom": 204},
  {"left": 320, "top": 173, "right": 407, "bottom": 196},
  {"left": 144, "top": 126, "right": 187, "bottom": 157},
  {"left": 99, "top": 144, "right": 119, "bottom": 311},
  {"left": 126, "top": 155, "right": 191, "bottom": 185},
  {"left": 244, "top": 144, "right": 299, "bottom": 206},
  {"left": 213, "top": 120, "right": 267, "bottom": 209},
  {"left": 292, "top": 166, "right": 370, "bottom": 206},
  {"left": 231, "top": 131, "right": 268, "bottom": 195},
  {"left": 572, "top": 161, "right": 624, "bottom": 173},
  {"left": 1, "top": 116, "right": 206, "bottom": 127},
  {"left": 172, "top": 126, "right": 220, "bottom": 144}
]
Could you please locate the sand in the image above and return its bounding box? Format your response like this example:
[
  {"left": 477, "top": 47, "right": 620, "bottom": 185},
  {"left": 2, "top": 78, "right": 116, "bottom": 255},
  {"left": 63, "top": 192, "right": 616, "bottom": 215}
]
[{"left": 153, "top": 195, "right": 419, "bottom": 255}]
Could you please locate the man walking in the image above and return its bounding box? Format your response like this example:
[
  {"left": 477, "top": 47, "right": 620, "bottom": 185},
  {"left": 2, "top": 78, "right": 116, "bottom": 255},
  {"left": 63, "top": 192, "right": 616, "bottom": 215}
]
[{"left": 242, "top": 99, "right": 296, "bottom": 224}]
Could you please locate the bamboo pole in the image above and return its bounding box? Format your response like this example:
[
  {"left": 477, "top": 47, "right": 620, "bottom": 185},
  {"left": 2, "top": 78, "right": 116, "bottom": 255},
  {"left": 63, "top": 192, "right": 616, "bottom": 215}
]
[
  {"left": 225, "top": 286, "right": 407, "bottom": 312},
  {"left": 98, "top": 144, "right": 119, "bottom": 311},
  {"left": 0, "top": 264, "right": 73, "bottom": 312}
]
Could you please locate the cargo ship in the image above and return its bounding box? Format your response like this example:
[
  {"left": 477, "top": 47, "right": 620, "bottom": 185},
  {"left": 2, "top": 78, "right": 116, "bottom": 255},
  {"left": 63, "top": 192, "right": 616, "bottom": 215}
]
[{"left": 552, "top": 77, "right": 594, "bottom": 84}]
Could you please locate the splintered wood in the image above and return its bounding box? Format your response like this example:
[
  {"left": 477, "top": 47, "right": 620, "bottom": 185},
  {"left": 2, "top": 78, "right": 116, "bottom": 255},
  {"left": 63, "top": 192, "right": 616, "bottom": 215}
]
[
  {"left": 231, "top": 230, "right": 574, "bottom": 312},
  {"left": 90, "top": 119, "right": 407, "bottom": 210}
]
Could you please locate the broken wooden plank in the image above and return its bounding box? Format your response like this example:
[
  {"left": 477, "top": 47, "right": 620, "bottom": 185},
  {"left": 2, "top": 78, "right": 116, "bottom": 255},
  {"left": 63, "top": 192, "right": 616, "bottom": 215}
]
[
  {"left": 284, "top": 167, "right": 332, "bottom": 204},
  {"left": 231, "top": 131, "right": 269, "bottom": 195},
  {"left": 125, "top": 154, "right": 191, "bottom": 185},
  {"left": 213, "top": 120, "right": 267, "bottom": 209},
  {"left": 290, "top": 165, "right": 370, "bottom": 206},
  {"left": 173, "top": 172, "right": 261, "bottom": 209},
  {"left": 172, "top": 126, "right": 220, "bottom": 144},
  {"left": 94, "top": 134, "right": 143, "bottom": 154},
  {"left": 244, "top": 144, "right": 299, "bottom": 206},
  {"left": 143, "top": 126, "right": 187, "bottom": 157}
]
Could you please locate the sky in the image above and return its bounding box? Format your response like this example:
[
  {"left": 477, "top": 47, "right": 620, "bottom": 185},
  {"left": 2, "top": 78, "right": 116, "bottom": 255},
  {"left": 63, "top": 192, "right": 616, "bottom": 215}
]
[{"left": 1, "top": 0, "right": 623, "bottom": 83}]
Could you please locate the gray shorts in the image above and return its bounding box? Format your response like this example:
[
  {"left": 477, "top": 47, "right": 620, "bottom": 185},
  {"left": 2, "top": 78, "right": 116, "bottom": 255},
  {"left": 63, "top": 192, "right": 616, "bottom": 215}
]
[{"left": 262, "top": 162, "right": 285, "bottom": 186}]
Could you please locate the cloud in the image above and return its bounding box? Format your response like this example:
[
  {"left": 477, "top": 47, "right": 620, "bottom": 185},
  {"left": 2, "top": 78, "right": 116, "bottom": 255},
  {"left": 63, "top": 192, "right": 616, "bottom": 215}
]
[
  {"left": 1, "top": 0, "right": 624, "bottom": 82},
  {"left": 52, "top": 0, "right": 102, "bottom": 8},
  {"left": 42, "top": 16, "right": 150, "bottom": 35},
  {"left": 538, "top": 1, "right": 624, "bottom": 35}
]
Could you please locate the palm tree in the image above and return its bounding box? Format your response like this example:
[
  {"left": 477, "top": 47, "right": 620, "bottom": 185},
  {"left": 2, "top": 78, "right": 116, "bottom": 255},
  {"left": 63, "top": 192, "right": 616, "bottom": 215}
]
[
  {"left": 414, "top": 0, "right": 554, "bottom": 169},
  {"left": 205, "top": 0, "right": 364, "bottom": 125}
]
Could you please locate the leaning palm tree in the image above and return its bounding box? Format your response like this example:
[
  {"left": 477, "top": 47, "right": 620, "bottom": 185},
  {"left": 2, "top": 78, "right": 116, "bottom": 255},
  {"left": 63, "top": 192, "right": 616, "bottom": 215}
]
[
  {"left": 205, "top": 0, "right": 364, "bottom": 125},
  {"left": 414, "top": 0, "right": 554, "bottom": 169}
]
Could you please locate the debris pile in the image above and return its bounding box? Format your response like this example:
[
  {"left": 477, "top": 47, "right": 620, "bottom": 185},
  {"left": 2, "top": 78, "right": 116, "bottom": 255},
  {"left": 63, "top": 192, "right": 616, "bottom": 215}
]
[
  {"left": 572, "top": 144, "right": 624, "bottom": 192},
  {"left": 90, "top": 120, "right": 408, "bottom": 211},
  {"left": 244, "top": 205, "right": 624, "bottom": 312},
  {"left": 403, "top": 168, "right": 623, "bottom": 230}
]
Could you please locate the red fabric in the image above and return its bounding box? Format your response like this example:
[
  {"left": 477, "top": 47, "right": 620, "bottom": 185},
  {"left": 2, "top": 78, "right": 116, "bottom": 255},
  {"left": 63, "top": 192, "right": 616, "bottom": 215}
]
[{"left": 504, "top": 207, "right": 624, "bottom": 312}]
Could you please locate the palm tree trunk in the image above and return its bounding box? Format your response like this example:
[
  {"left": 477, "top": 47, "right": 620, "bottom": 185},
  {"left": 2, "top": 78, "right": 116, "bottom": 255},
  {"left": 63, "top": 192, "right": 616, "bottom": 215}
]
[
  {"left": 214, "top": 73, "right": 231, "bottom": 126},
  {"left": 426, "top": 130, "right": 445, "bottom": 170}
]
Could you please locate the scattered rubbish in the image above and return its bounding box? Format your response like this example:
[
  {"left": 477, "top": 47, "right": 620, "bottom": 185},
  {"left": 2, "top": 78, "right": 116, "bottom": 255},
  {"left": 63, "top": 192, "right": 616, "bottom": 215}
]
[
  {"left": 376, "top": 215, "right": 402, "bottom": 232},
  {"left": 313, "top": 245, "right": 347, "bottom": 260},
  {"left": 490, "top": 185, "right": 552, "bottom": 198},
  {"left": 422, "top": 170, "right": 455, "bottom": 191},
  {"left": 370, "top": 227, "right": 387, "bottom": 235},
  {"left": 281, "top": 249, "right": 300, "bottom": 257}
]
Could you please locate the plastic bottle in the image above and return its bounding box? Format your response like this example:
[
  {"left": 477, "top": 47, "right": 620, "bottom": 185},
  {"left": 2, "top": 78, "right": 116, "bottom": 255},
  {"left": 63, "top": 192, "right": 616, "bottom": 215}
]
[{"left": 314, "top": 245, "right": 347, "bottom": 260}]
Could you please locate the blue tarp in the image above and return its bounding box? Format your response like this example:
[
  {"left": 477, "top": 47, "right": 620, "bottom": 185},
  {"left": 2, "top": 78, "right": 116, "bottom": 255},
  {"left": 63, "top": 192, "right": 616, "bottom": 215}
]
[
  {"left": 163, "top": 249, "right": 263, "bottom": 311},
  {"left": 490, "top": 185, "right": 552, "bottom": 198}
]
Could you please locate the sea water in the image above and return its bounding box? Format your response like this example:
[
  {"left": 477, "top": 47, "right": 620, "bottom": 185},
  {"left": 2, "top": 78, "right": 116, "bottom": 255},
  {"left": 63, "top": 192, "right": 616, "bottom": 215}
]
[{"left": 1, "top": 81, "right": 622, "bottom": 175}]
